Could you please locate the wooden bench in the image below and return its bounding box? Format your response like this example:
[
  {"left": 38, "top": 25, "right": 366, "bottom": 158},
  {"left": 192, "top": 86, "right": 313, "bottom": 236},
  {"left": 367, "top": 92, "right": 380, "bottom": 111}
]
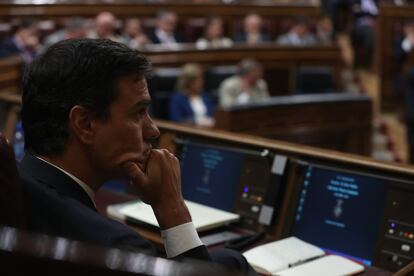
[
  {"left": 145, "top": 43, "right": 342, "bottom": 95},
  {"left": 0, "top": 0, "right": 321, "bottom": 37},
  {"left": 214, "top": 93, "right": 372, "bottom": 155}
]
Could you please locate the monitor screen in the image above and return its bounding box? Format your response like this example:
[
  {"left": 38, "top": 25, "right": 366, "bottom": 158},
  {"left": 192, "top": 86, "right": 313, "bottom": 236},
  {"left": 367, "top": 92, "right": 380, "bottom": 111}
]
[
  {"left": 178, "top": 140, "right": 266, "bottom": 212},
  {"left": 291, "top": 163, "right": 387, "bottom": 266}
]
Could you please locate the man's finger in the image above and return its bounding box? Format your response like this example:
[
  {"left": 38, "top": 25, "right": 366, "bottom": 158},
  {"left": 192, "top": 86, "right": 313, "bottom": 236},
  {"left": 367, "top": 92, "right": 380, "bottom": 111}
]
[{"left": 123, "top": 161, "right": 146, "bottom": 183}]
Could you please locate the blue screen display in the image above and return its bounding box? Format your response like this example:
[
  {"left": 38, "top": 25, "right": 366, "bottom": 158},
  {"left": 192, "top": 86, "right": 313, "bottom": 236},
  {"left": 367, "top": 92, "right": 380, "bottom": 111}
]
[
  {"left": 179, "top": 142, "right": 244, "bottom": 211},
  {"left": 292, "top": 165, "right": 387, "bottom": 266}
]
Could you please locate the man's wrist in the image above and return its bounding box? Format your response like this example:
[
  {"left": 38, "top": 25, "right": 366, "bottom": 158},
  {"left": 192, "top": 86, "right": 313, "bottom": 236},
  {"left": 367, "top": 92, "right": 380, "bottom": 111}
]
[{"left": 152, "top": 199, "right": 191, "bottom": 230}]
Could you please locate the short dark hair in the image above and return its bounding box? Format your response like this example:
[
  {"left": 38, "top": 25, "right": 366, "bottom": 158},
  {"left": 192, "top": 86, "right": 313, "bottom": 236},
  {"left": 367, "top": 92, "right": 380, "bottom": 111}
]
[
  {"left": 238, "top": 58, "right": 261, "bottom": 76},
  {"left": 21, "top": 38, "right": 152, "bottom": 156}
]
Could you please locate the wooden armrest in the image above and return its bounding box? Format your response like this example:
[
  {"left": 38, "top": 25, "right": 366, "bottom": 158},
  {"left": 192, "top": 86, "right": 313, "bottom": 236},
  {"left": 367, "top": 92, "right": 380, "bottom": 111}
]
[{"left": 0, "top": 92, "right": 21, "bottom": 105}]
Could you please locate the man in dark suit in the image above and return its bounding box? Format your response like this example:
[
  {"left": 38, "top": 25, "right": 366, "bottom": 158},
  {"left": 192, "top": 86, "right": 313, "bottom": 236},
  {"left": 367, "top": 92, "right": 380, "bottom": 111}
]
[
  {"left": 18, "top": 38, "right": 254, "bottom": 274},
  {"left": 148, "top": 10, "right": 184, "bottom": 46},
  {"left": 350, "top": 0, "right": 378, "bottom": 68},
  {"left": 0, "top": 19, "right": 39, "bottom": 63},
  {"left": 233, "top": 13, "right": 271, "bottom": 45}
]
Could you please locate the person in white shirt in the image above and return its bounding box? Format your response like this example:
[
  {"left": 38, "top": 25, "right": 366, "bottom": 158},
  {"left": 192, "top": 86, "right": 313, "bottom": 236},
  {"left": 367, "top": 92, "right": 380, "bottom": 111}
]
[
  {"left": 219, "top": 58, "right": 270, "bottom": 107},
  {"left": 196, "top": 17, "right": 233, "bottom": 49},
  {"left": 276, "top": 16, "right": 318, "bottom": 47},
  {"left": 149, "top": 10, "right": 183, "bottom": 46},
  {"left": 18, "top": 38, "right": 255, "bottom": 274}
]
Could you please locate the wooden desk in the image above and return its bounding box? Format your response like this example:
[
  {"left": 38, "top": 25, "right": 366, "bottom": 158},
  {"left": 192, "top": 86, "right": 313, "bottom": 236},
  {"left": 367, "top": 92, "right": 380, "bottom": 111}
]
[
  {"left": 92, "top": 119, "right": 414, "bottom": 274},
  {"left": 156, "top": 120, "right": 414, "bottom": 272},
  {"left": 145, "top": 44, "right": 342, "bottom": 95},
  {"left": 215, "top": 93, "right": 372, "bottom": 155},
  {"left": 95, "top": 188, "right": 393, "bottom": 276}
]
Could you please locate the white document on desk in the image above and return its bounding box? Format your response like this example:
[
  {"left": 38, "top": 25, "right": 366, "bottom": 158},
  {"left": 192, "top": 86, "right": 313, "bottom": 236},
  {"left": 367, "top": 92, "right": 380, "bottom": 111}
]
[
  {"left": 243, "top": 237, "right": 325, "bottom": 274},
  {"left": 118, "top": 200, "right": 240, "bottom": 232},
  {"left": 276, "top": 255, "right": 364, "bottom": 276},
  {"left": 243, "top": 236, "right": 364, "bottom": 275}
]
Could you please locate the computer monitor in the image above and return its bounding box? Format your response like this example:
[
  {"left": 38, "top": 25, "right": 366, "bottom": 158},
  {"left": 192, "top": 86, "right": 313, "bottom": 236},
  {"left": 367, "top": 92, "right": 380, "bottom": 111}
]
[
  {"left": 177, "top": 139, "right": 271, "bottom": 213},
  {"left": 290, "top": 162, "right": 388, "bottom": 266}
]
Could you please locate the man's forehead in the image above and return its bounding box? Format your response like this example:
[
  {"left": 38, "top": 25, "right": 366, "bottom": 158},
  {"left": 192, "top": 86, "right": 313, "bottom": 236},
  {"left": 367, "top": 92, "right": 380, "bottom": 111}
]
[
  {"left": 116, "top": 74, "right": 151, "bottom": 102},
  {"left": 118, "top": 74, "right": 147, "bottom": 89}
]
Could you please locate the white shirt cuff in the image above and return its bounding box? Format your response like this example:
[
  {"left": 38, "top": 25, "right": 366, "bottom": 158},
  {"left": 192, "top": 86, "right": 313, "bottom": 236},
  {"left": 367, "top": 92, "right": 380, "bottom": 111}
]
[
  {"left": 402, "top": 38, "right": 413, "bottom": 53},
  {"left": 160, "top": 222, "right": 203, "bottom": 258}
]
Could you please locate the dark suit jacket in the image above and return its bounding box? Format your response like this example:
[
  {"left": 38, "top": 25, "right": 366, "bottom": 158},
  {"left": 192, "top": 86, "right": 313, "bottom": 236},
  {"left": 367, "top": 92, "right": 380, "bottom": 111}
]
[
  {"left": 0, "top": 38, "right": 20, "bottom": 59},
  {"left": 18, "top": 154, "right": 210, "bottom": 260},
  {"left": 148, "top": 29, "right": 184, "bottom": 44},
  {"left": 168, "top": 92, "right": 215, "bottom": 123},
  {"left": 233, "top": 32, "right": 272, "bottom": 44}
]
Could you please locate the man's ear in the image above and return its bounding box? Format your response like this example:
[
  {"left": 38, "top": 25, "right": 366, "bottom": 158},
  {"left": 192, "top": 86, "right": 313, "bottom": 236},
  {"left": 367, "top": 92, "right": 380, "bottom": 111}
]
[{"left": 68, "top": 105, "right": 95, "bottom": 145}]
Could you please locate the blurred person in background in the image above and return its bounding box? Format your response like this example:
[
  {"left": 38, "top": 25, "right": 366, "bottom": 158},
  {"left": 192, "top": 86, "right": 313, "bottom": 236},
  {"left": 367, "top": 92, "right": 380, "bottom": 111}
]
[
  {"left": 396, "top": 19, "right": 414, "bottom": 163},
  {"left": 87, "top": 12, "right": 124, "bottom": 43},
  {"left": 0, "top": 18, "right": 39, "bottom": 63},
  {"left": 219, "top": 58, "right": 269, "bottom": 107},
  {"left": 149, "top": 10, "right": 184, "bottom": 46},
  {"left": 196, "top": 16, "right": 233, "bottom": 49},
  {"left": 42, "top": 17, "right": 87, "bottom": 51},
  {"left": 122, "top": 18, "right": 150, "bottom": 49},
  {"left": 233, "top": 13, "right": 271, "bottom": 45},
  {"left": 276, "top": 16, "right": 318, "bottom": 47},
  {"left": 350, "top": 0, "right": 378, "bottom": 68},
  {"left": 316, "top": 16, "right": 334, "bottom": 44},
  {"left": 169, "top": 63, "right": 215, "bottom": 127}
]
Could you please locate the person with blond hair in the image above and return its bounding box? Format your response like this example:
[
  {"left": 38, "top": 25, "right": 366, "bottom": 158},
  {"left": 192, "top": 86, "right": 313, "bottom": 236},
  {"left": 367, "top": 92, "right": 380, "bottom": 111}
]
[{"left": 169, "top": 63, "right": 215, "bottom": 127}]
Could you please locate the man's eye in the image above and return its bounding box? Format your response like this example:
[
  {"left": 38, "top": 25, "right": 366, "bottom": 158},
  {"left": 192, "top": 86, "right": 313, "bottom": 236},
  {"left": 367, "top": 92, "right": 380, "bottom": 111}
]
[{"left": 137, "top": 109, "right": 147, "bottom": 117}]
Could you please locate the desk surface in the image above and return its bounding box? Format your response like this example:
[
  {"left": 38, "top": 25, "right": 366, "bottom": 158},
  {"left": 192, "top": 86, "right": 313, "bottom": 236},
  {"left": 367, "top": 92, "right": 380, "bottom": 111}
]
[{"left": 95, "top": 188, "right": 393, "bottom": 275}]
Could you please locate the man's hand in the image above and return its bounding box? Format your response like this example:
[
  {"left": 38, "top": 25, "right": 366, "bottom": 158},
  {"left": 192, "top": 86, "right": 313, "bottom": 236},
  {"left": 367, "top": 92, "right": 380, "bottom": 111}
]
[{"left": 123, "top": 149, "right": 191, "bottom": 229}]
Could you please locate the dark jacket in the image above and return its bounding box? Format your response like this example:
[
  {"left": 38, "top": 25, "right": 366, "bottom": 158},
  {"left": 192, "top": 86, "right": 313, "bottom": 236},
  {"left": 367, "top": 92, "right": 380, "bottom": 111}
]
[
  {"left": 168, "top": 92, "right": 215, "bottom": 123},
  {"left": 0, "top": 38, "right": 20, "bottom": 59},
  {"left": 18, "top": 154, "right": 210, "bottom": 259},
  {"left": 148, "top": 29, "right": 184, "bottom": 44},
  {"left": 233, "top": 32, "right": 272, "bottom": 44}
]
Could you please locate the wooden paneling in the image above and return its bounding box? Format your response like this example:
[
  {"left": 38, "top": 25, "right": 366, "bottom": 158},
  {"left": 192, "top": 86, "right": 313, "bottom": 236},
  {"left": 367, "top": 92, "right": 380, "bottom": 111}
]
[
  {"left": 156, "top": 118, "right": 413, "bottom": 181},
  {"left": 0, "top": 1, "right": 322, "bottom": 40},
  {"left": 145, "top": 44, "right": 342, "bottom": 95},
  {"left": 0, "top": 1, "right": 320, "bottom": 19},
  {"left": 214, "top": 93, "right": 372, "bottom": 155}
]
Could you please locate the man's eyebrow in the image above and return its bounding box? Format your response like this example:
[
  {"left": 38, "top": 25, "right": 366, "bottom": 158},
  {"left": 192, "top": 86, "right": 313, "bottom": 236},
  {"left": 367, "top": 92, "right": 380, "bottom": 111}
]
[{"left": 132, "top": 99, "right": 152, "bottom": 109}]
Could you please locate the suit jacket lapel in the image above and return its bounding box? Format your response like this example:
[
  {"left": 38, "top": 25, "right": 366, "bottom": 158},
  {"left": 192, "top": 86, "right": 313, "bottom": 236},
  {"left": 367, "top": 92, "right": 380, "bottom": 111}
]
[{"left": 18, "top": 154, "right": 96, "bottom": 211}]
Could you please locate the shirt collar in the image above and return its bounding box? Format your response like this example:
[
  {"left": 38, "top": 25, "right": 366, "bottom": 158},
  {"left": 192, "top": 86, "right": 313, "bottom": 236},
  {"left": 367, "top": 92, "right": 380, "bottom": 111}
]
[
  {"left": 156, "top": 28, "right": 176, "bottom": 44},
  {"left": 35, "top": 156, "right": 96, "bottom": 207}
]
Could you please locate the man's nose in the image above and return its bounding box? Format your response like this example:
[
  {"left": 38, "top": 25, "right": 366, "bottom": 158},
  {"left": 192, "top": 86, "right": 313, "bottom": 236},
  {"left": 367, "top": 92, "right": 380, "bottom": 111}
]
[{"left": 144, "top": 117, "right": 160, "bottom": 141}]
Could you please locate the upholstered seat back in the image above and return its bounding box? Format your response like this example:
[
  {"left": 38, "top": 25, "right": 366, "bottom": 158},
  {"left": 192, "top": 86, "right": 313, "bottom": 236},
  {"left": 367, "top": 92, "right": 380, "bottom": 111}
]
[{"left": 0, "top": 134, "right": 24, "bottom": 228}]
